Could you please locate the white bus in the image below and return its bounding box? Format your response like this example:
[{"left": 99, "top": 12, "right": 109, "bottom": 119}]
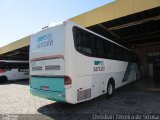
[
  {"left": 30, "top": 21, "right": 140, "bottom": 104},
  {"left": 0, "top": 60, "right": 29, "bottom": 82}
]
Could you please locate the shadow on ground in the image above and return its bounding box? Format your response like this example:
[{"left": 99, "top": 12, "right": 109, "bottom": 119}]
[{"left": 37, "top": 83, "right": 160, "bottom": 119}]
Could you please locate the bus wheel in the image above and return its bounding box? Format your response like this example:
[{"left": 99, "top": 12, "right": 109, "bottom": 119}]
[
  {"left": 0, "top": 76, "right": 8, "bottom": 83},
  {"left": 106, "top": 81, "right": 115, "bottom": 99}
]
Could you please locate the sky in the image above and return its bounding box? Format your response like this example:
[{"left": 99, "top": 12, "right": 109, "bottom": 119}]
[{"left": 0, "top": 0, "right": 115, "bottom": 47}]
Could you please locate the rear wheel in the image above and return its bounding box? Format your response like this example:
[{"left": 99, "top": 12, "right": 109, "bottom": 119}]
[
  {"left": 0, "top": 76, "right": 8, "bottom": 83},
  {"left": 106, "top": 81, "right": 115, "bottom": 98}
]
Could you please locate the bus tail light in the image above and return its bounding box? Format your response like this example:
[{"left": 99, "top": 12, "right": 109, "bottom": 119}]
[
  {"left": 64, "top": 76, "right": 72, "bottom": 88},
  {"left": 0, "top": 69, "right": 6, "bottom": 73}
]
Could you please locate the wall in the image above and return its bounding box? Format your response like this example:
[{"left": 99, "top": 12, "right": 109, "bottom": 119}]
[{"left": 133, "top": 44, "right": 160, "bottom": 77}]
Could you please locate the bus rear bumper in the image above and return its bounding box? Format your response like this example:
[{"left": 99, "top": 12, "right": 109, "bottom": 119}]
[{"left": 30, "top": 87, "right": 66, "bottom": 102}]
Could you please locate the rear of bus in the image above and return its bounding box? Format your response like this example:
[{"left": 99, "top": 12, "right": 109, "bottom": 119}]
[{"left": 30, "top": 23, "right": 71, "bottom": 102}]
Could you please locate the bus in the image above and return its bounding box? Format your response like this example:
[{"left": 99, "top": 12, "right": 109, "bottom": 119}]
[
  {"left": 29, "top": 21, "right": 140, "bottom": 104},
  {"left": 0, "top": 60, "right": 29, "bottom": 82}
]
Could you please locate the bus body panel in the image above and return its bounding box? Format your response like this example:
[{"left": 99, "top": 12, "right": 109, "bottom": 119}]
[
  {"left": 30, "top": 24, "right": 65, "bottom": 61},
  {"left": 74, "top": 52, "right": 129, "bottom": 102},
  {"left": 30, "top": 76, "right": 66, "bottom": 102},
  {"left": 30, "top": 24, "right": 65, "bottom": 75},
  {"left": 63, "top": 23, "right": 77, "bottom": 103},
  {"left": 74, "top": 55, "right": 139, "bottom": 102},
  {"left": 31, "top": 58, "right": 64, "bottom": 76},
  {"left": 30, "top": 88, "right": 66, "bottom": 102}
]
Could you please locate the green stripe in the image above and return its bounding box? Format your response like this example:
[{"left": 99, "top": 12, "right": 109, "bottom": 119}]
[
  {"left": 122, "top": 62, "right": 132, "bottom": 82},
  {"left": 94, "top": 61, "right": 104, "bottom": 65}
]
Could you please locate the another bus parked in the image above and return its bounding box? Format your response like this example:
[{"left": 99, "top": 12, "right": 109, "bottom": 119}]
[
  {"left": 0, "top": 60, "right": 29, "bottom": 82},
  {"left": 30, "top": 21, "right": 140, "bottom": 104}
]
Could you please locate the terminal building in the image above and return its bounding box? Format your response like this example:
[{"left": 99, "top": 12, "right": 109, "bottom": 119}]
[{"left": 0, "top": 0, "right": 160, "bottom": 84}]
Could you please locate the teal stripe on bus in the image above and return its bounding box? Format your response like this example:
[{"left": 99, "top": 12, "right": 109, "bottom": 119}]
[
  {"left": 122, "top": 62, "right": 132, "bottom": 82},
  {"left": 30, "top": 77, "right": 66, "bottom": 102}
]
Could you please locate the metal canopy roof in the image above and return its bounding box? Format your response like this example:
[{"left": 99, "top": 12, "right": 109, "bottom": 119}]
[
  {"left": 70, "top": 0, "right": 160, "bottom": 47},
  {"left": 0, "top": 36, "right": 30, "bottom": 60},
  {"left": 87, "top": 7, "right": 160, "bottom": 47},
  {"left": 0, "top": 46, "right": 29, "bottom": 60}
]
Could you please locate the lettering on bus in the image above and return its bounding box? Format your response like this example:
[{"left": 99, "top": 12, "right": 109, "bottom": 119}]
[
  {"left": 36, "top": 33, "right": 53, "bottom": 49},
  {"left": 93, "top": 61, "right": 105, "bottom": 72}
]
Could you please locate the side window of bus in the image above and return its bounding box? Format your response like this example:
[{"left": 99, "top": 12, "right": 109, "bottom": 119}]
[
  {"left": 109, "top": 43, "right": 115, "bottom": 59},
  {"left": 105, "top": 42, "right": 112, "bottom": 59},
  {"left": 74, "top": 27, "right": 93, "bottom": 56},
  {"left": 102, "top": 40, "right": 109, "bottom": 58},
  {"left": 127, "top": 52, "right": 133, "bottom": 62},
  {"left": 0, "top": 63, "right": 11, "bottom": 71},
  {"left": 18, "top": 63, "right": 29, "bottom": 72},
  {"left": 18, "top": 63, "right": 22, "bottom": 72},
  {"left": 114, "top": 45, "right": 119, "bottom": 60},
  {"left": 117, "top": 46, "right": 123, "bottom": 60},
  {"left": 5, "top": 63, "right": 12, "bottom": 71},
  {"left": 94, "top": 36, "right": 104, "bottom": 58},
  {"left": 123, "top": 49, "right": 127, "bottom": 61}
]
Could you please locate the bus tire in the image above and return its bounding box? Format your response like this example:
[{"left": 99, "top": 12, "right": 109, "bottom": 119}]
[
  {"left": 0, "top": 76, "right": 8, "bottom": 83},
  {"left": 106, "top": 79, "right": 115, "bottom": 99}
]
